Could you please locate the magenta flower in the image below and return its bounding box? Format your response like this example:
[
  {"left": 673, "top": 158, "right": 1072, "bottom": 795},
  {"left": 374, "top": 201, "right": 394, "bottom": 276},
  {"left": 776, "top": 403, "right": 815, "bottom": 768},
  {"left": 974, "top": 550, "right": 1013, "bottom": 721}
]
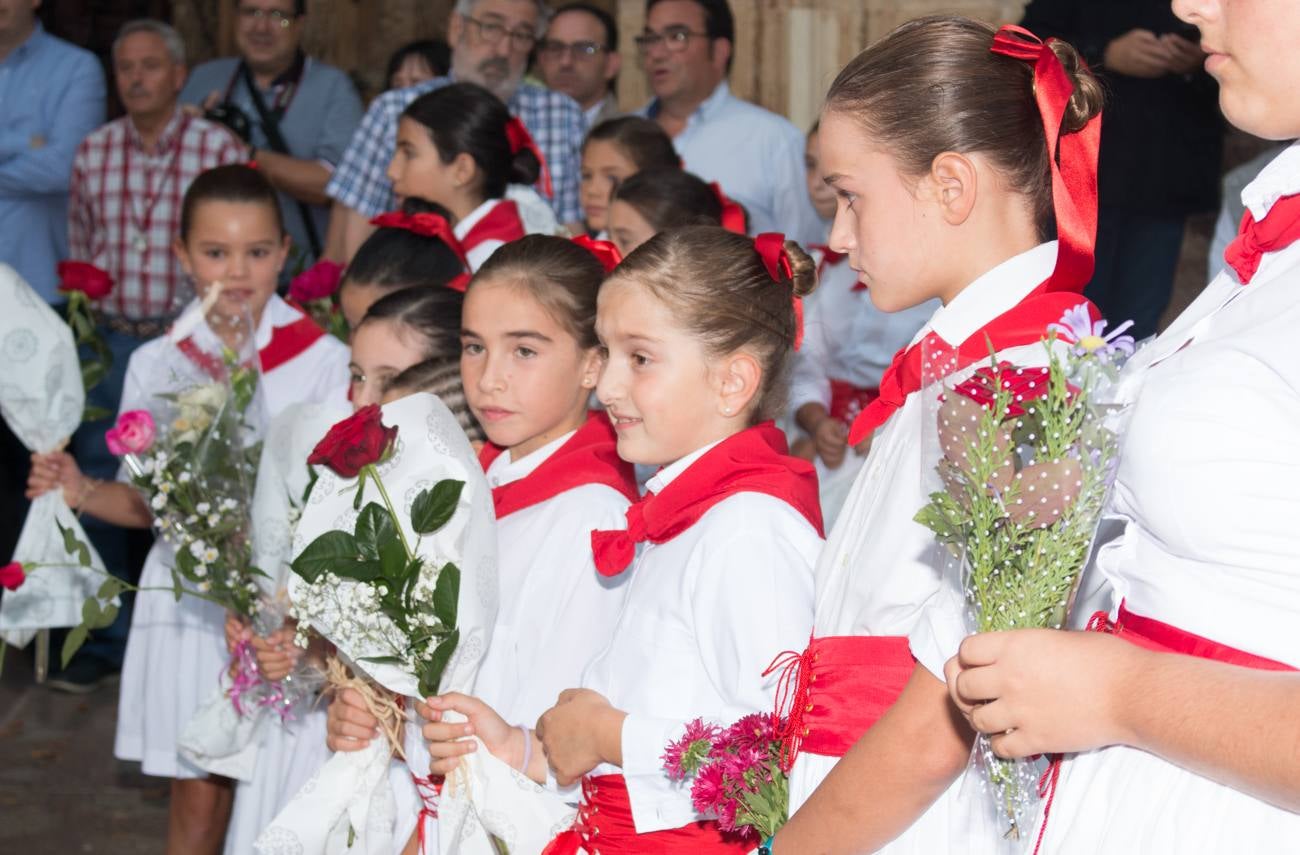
[
  {"left": 105, "top": 410, "right": 156, "bottom": 455},
  {"left": 721, "top": 713, "right": 775, "bottom": 754},
  {"left": 690, "top": 759, "right": 726, "bottom": 815},
  {"left": 1049, "top": 302, "right": 1137, "bottom": 359},
  {"left": 663, "top": 717, "right": 720, "bottom": 780}
]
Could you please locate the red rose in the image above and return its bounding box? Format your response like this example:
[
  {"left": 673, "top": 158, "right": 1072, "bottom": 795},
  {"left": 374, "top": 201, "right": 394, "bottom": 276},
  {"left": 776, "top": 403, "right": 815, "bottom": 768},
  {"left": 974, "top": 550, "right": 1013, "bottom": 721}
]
[
  {"left": 0, "top": 561, "right": 26, "bottom": 592},
  {"left": 56, "top": 261, "right": 114, "bottom": 300},
  {"left": 953, "top": 363, "right": 1056, "bottom": 418},
  {"left": 308, "top": 405, "right": 398, "bottom": 478},
  {"left": 289, "top": 260, "right": 344, "bottom": 303}
]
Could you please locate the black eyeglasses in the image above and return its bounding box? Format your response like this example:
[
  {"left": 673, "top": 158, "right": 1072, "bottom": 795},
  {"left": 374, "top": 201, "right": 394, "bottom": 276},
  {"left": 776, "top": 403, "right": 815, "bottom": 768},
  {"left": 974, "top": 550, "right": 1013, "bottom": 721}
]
[
  {"left": 537, "top": 39, "right": 607, "bottom": 61},
  {"left": 634, "top": 26, "right": 710, "bottom": 54},
  {"left": 236, "top": 6, "right": 298, "bottom": 28},
  {"left": 464, "top": 15, "right": 538, "bottom": 50}
]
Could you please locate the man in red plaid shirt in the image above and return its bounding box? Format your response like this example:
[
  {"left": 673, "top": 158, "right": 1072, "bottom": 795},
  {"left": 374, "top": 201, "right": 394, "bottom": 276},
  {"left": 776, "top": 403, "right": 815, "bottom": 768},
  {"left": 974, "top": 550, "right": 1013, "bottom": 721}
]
[{"left": 52, "top": 19, "right": 245, "bottom": 694}]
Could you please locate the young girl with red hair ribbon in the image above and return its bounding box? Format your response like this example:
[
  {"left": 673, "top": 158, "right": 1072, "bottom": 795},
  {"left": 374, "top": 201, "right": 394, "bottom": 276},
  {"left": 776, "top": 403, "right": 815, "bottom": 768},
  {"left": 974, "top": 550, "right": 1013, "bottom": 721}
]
[
  {"left": 765, "top": 16, "right": 1109, "bottom": 854},
  {"left": 413, "top": 226, "right": 824, "bottom": 853},
  {"left": 387, "top": 82, "right": 545, "bottom": 271},
  {"left": 943, "top": 0, "right": 1300, "bottom": 850}
]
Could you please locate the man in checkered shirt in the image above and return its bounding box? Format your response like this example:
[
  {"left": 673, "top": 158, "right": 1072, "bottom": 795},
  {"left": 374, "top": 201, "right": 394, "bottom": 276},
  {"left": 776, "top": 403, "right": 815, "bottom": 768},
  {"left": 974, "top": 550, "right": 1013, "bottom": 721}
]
[
  {"left": 56, "top": 19, "right": 246, "bottom": 691},
  {"left": 327, "top": 0, "right": 586, "bottom": 256}
]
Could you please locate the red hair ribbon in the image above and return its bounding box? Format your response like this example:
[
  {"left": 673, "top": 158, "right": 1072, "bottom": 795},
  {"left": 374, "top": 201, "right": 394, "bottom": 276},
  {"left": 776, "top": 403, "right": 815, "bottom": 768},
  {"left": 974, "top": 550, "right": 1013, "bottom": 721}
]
[
  {"left": 504, "top": 116, "right": 554, "bottom": 199},
  {"left": 989, "top": 24, "right": 1101, "bottom": 295},
  {"left": 370, "top": 211, "right": 471, "bottom": 269},
  {"left": 572, "top": 234, "right": 623, "bottom": 273},
  {"left": 754, "top": 232, "right": 803, "bottom": 351},
  {"left": 446, "top": 272, "right": 472, "bottom": 293},
  {"left": 711, "top": 182, "right": 747, "bottom": 235}
]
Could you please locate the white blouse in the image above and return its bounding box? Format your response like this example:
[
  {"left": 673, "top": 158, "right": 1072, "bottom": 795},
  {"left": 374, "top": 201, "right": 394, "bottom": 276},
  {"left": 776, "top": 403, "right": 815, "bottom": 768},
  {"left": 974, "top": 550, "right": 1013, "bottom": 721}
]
[
  {"left": 790, "top": 242, "right": 1082, "bottom": 854},
  {"left": 473, "top": 430, "right": 633, "bottom": 732},
  {"left": 579, "top": 440, "right": 823, "bottom": 834},
  {"left": 1032, "top": 143, "right": 1300, "bottom": 853}
]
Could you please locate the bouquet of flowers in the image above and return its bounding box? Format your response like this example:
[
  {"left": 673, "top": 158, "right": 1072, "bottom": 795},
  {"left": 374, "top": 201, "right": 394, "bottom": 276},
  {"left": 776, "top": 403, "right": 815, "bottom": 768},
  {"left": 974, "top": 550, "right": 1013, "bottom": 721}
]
[
  {"left": 913, "top": 303, "right": 1136, "bottom": 841},
  {"left": 288, "top": 259, "right": 348, "bottom": 342},
  {"left": 663, "top": 714, "right": 788, "bottom": 842}
]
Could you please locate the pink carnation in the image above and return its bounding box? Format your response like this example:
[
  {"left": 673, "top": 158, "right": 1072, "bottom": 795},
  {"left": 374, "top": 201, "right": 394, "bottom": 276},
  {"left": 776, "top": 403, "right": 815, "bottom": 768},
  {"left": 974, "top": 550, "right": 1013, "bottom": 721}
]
[
  {"left": 105, "top": 410, "right": 156, "bottom": 455},
  {"left": 289, "top": 260, "right": 343, "bottom": 303}
]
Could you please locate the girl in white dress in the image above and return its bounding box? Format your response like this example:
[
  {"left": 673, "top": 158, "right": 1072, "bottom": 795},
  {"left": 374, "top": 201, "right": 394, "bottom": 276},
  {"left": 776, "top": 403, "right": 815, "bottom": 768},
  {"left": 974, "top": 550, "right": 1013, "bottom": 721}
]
[
  {"left": 766, "top": 17, "right": 1106, "bottom": 854},
  {"left": 946, "top": 1, "right": 1300, "bottom": 851},
  {"left": 387, "top": 82, "right": 542, "bottom": 271},
  {"left": 419, "top": 226, "right": 825, "bottom": 852},
  {"left": 222, "top": 284, "right": 480, "bottom": 855},
  {"left": 326, "top": 235, "right": 638, "bottom": 854},
  {"left": 27, "top": 164, "right": 350, "bottom": 854}
]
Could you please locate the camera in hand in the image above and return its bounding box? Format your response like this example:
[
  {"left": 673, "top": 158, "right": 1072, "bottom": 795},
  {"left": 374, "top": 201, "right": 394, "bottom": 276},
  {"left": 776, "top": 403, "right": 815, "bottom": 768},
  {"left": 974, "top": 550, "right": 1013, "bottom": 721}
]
[{"left": 205, "top": 102, "right": 253, "bottom": 144}]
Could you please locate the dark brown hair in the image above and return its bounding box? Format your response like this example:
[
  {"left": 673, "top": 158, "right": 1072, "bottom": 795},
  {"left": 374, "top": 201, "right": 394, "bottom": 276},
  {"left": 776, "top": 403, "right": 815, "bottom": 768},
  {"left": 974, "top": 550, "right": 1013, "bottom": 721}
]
[
  {"left": 469, "top": 235, "right": 605, "bottom": 350},
  {"left": 612, "top": 168, "right": 723, "bottom": 232},
  {"left": 583, "top": 116, "right": 680, "bottom": 173},
  {"left": 824, "top": 15, "right": 1103, "bottom": 240},
  {"left": 612, "top": 226, "right": 816, "bottom": 423},
  {"left": 180, "top": 164, "right": 282, "bottom": 240}
]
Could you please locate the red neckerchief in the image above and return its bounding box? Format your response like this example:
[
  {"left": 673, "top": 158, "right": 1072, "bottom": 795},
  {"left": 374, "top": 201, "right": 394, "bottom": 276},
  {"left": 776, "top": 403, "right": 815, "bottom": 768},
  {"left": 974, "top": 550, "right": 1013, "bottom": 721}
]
[
  {"left": 460, "top": 199, "right": 526, "bottom": 258},
  {"left": 174, "top": 307, "right": 325, "bottom": 379},
  {"left": 846, "top": 293, "right": 1098, "bottom": 445},
  {"left": 477, "top": 411, "right": 638, "bottom": 519},
  {"left": 1224, "top": 192, "right": 1300, "bottom": 284},
  {"left": 590, "top": 422, "right": 824, "bottom": 577}
]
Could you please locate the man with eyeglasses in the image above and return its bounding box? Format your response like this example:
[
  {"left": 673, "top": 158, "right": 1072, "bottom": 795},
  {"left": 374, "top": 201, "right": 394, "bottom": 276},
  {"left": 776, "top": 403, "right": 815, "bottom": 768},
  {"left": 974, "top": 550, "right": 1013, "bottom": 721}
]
[
  {"left": 637, "top": 0, "right": 821, "bottom": 246},
  {"left": 536, "top": 3, "right": 621, "bottom": 129},
  {"left": 327, "top": 0, "right": 586, "bottom": 257},
  {"left": 181, "top": 0, "right": 363, "bottom": 271}
]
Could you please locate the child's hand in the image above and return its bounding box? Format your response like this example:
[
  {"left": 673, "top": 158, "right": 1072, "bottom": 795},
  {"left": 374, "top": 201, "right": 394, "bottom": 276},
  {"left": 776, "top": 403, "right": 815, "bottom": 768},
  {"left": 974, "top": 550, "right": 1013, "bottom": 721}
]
[
  {"left": 326, "top": 687, "right": 380, "bottom": 752},
  {"left": 813, "top": 417, "right": 849, "bottom": 469},
  {"left": 224, "top": 612, "right": 250, "bottom": 655},
  {"left": 251, "top": 623, "right": 302, "bottom": 682},
  {"left": 26, "top": 451, "right": 84, "bottom": 504},
  {"left": 417, "top": 693, "right": 516, "bottom": 776},
  {"left": 790, "top": 436, "right": 816, "bottom": 462},
  {"left": 536, "top": 689, "right": 625, "bottom": 787}
]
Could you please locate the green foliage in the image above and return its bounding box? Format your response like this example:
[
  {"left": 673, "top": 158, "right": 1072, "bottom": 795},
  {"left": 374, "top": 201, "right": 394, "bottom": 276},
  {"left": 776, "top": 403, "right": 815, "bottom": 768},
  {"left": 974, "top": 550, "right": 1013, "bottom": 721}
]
[{"left": 410, "top": 480, "right": 464, "bottom": 535}]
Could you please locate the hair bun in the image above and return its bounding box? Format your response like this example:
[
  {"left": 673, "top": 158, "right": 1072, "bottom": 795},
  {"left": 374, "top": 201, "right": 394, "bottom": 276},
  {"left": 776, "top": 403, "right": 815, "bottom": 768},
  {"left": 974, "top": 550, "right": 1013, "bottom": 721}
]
[
  {"left": 784, "top": 240, "right": 819, "bottom": 299},
  {"left": 1048, "top": 39, "right": 1104, "bottom": 134}
]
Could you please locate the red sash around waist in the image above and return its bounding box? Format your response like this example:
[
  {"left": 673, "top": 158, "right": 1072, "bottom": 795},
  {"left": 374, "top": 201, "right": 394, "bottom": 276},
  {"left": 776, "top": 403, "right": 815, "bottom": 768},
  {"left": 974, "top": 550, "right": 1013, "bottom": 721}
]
[
  {"left": 766, "top": 634, "right": 916, "bottom": 772},
  {"left": 1099, "top": 602, "right": 1295, "bottom": 671},
  {"left": 828, "top": 379, "right": 878, "bottom": 426},
  {"left": 542, "top": 774, "right": 750, "bottom": 855}
]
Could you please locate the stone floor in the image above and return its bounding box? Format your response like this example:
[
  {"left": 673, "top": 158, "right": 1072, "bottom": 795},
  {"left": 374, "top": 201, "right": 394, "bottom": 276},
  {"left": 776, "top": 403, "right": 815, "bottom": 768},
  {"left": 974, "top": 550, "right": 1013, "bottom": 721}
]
[{"left": 0, "top": 644, "right": 169, "bottom": 853}]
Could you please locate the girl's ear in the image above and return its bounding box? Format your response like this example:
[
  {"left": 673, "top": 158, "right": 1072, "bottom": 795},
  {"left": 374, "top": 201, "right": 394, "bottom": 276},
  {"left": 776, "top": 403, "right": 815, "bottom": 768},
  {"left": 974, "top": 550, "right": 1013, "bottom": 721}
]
[
  {"left": 716, "top": 350, "right": 762, "bottom": 420},
  {"left": 452, "top": 151, "right": 478, "bottom": 189},
  {"left": 578, "top": 344, "right": 603, "bottom": 390},
  {"left": 928, "top": 150, "right": 980, "bottom": 227},
  {"left": 172, "top": 236, "right": 193, "bottom": 277}
]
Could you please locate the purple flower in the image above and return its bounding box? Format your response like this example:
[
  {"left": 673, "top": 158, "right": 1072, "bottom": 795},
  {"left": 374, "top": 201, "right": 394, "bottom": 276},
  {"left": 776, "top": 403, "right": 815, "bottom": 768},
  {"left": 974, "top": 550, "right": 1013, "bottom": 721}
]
[{"left": 1049, "top": 302, "right": 1137, "bottom": 359}]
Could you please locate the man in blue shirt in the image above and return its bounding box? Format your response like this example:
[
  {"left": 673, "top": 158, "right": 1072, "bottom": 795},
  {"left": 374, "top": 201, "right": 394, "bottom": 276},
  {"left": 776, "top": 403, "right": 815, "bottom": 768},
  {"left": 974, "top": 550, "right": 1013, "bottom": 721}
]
[
  {"left": 0, "top": 0, "right": 105, "bottom": 302},
  {"left": 637, "top": 0, "right": 822, "bottom": 246},
  {"left": 181, "top": 0, "right": 362, "bottom": 270},
  {"left": 327, "top": 0, "right": 586, "bottom": 257}
]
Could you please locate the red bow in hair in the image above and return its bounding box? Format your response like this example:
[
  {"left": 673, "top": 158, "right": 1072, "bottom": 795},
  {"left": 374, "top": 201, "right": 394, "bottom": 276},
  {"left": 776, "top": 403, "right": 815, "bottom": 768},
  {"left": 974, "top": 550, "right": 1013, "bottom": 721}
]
[
  {"left": 753, "top": 232, "right": 803, "bottom": 351},
  {"left": 710, "top": 182, "right": 747, "bottom": 235},
  {"left": 504, "top": 116, "right": 554, "bottom": 198},
  {"left": 572, "top": 234, "right": 623, "bottom": 273},
  {"left": 370, "top": 211, "right": 471, "bottom": 269},
  {"left": 988, "top": 25, "right": 1101, "bottom": 295}
]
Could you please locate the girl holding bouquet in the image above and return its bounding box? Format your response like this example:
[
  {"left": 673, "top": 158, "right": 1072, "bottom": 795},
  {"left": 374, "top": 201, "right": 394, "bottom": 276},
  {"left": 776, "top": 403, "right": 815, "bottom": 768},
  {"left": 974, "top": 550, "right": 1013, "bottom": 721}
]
[
  {"left": 418, "top": 226, "right": 825, "bottom": 852},
  {"left": 766, "top": 16, "right": 1106, "bottom": 853},
  {"left": 325, "top": 235, "right": 638, "bottom": 852},
  {"left": 946, "top": 0, "right": 1300, "bottom": 850},
  {"left": 386, "top": 82, "right": 543, "bottom": 271},
  {"left": 28, "top": 164, "right": 349, "bottom": 854},
  {"left": 222, "top": 283, "right": 480, "bottom": 855}
]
